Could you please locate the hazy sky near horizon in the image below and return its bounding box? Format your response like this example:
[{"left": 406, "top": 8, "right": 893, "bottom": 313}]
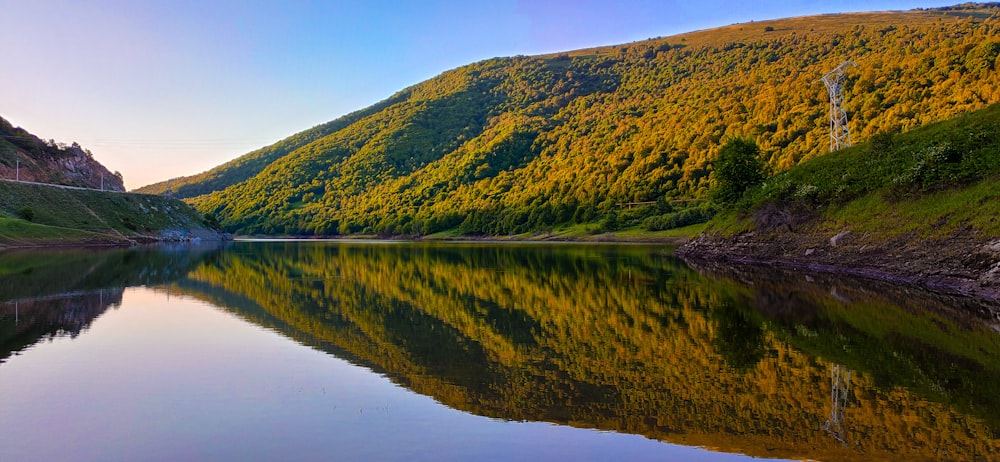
[{"left": 1, "top": 0, "right": 950, "bottom": 189}]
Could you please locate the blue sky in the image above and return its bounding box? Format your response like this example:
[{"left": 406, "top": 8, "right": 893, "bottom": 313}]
[{"left": 0, "top": 0, "right": 950, "bottom": 189}]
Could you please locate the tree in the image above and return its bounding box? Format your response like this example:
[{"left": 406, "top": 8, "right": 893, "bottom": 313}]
[{"left": 712, "top": 137, "right": 765, "bottom": 204}]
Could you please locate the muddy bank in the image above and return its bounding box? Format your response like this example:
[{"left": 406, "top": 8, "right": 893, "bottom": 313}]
[{"left": 677, "top": 229, "right": 1000, "bottom": 304}]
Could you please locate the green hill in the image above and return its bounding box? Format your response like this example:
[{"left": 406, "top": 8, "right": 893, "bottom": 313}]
[
  {"left": 0, "top": 118, "right": 226, "bottom": 248},
  {"left": 0, "top": 181, "right": 223, "bottom": 248},
  {"left": 162, "top": 4, "right": 1000, "bottom": 237},
  {"left": 679, "top": 101, "right": 1000, "bottom": 300}
]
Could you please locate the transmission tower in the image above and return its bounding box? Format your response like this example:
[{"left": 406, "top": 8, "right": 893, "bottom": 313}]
[{"left": 821, "top": 61, "right": 857, "bottom": 152}]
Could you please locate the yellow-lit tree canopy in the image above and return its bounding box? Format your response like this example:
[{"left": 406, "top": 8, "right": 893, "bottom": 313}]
[{"left": 137, "top": 5, "right": 1000, "bottom": 236}]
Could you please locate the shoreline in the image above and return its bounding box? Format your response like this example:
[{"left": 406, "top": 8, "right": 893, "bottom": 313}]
[
  {"left": 9, "top": 228, "right": 998, "bottom": 308},
  {"left": 230, "top": 232, "right": 693, "bottom": 245},
  {"left": 677, "top": 231, "right": 1000, "bottom": 306},
  {"left": 0, "top": 231, "right": 688, "bottom": 251},
  {"left": 0, "top": 230, "right": 230, "bottom": 251}
]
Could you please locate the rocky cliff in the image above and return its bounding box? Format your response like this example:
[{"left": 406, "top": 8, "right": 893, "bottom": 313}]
[{"left": 0, "top": 116, "right": 124, "bottom": 191}]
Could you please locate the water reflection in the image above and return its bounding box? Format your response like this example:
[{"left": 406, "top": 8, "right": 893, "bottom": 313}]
[
  {"left": 823, "top": 364, "right": 853, "bottom": 445},
  {"left": 2, "top": 241, "right": 999, "bottom": 461},
  {"left": 165, "top": 241, "right": 1000, "bottom": 461},
  {"left": 0, "top": 289, "right": 122, "bottom": 363},
  {"left": 0, "top": 244, "right": 223, "bottom": 362}
]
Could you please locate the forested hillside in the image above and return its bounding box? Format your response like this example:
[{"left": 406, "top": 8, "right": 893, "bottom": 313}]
[
  {"left": 134, "top": 95, "right": 407, "bottom": 198},
  {"left": 172, "top": 4, "right": 1000, "bottom": 236}
]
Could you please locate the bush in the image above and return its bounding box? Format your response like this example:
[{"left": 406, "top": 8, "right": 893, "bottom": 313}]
[
  {"left": 599, "top": 211, "right": 620, "bottom": 232},
  {"left": 643, "top": 205, "right": 716, "bottom": 231},
  {"left": 17, "top": 206, "right": 34, "bottom": 221}
]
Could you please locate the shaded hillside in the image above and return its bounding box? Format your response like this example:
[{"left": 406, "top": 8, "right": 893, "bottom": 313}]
[
  {"left": 0, "top": 181, "right": 224, "bottom": 247},
  {"left": 179, "top": 4, "right": 1000, "bottom": 236},
  {"left": 0, "top": 116, "right": 124, "bottom": 192},
  {"left": 168, "top": 241, "right": 1000, "bottom": 461}
]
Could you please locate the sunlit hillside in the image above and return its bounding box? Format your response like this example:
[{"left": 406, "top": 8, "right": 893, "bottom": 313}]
[{"left": 138, "top": 4, "right": 1000, "bottom": 237}]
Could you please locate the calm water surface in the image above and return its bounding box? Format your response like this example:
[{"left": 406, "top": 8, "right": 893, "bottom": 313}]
[{"left": 1, "top": 241, "right": 999, "bottom": 461}]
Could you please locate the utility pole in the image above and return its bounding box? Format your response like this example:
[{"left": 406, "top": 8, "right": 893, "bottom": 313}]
[
  {"left": 15, "top": 153, "right": 19, "bottom": 182},
  {"left": 821, "top": 61, "right": 857, "bottom": 152}
]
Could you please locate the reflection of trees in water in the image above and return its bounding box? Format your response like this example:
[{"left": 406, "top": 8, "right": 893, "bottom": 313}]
[
  {"left": 683, "top": 256, "right": 1000, "bottom": 433},
  {"left": 0, "top": 289, "right": 123, "bottom": 362},
  {"left": 823, "top": 364, "right": 853, "bottom": 445},
  {"left": 170, "top": 241, "right": 1000, "bottom": 461},
  {"left": 0, "top": 243, "right": 224, "bottom": 303},
  {"left": 0, "top": 243, "right": 224, "bottom": 363},
  {"left": 711, "top": 301, "right": 766, "bottom": 372}
]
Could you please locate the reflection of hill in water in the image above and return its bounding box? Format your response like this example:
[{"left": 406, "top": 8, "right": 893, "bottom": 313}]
[
  {"left": 170, "top": 241, "right": 1000, "bottom": 461},
  {"left": 0, "top": 289, "right": 123, "bottom": 363},
  {"left": 0, "top": 244, "right": 223, "bottom": 362}
]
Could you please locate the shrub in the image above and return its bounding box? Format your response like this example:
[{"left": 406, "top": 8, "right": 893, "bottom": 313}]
[
  {"left": 643, "top": 205, "right": 717, "bottom": 231},
  {"left": 17, "top": 206, "right": 34, "bottom": 221}
]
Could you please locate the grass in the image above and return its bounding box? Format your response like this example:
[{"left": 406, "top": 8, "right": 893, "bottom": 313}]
[
  {"left": 0, "top": 181, "right": 213, "bottom": 247},
  {"left": 607, "top": 222, "right": 707, "bottom": 241},
  {"left": 707, "top": 102, "right": 1000, "bottom": 240},
  {"left": 421, "top": 221, "right": 706, "bottom": 243},
  {"left": 824, "top": 178, "right": 1000, "bottom": 239},
  {"left": 0, "top": 217, "right": 128, "bottom": 247}
]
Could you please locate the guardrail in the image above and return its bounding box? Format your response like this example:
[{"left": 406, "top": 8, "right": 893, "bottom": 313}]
[{"left": 0, "top": 178, "right": 125, "bottom": 193}]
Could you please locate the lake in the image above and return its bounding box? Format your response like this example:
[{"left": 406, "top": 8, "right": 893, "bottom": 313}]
[{"left": 1, "top": 240, "right": 999, "bottom": 461}]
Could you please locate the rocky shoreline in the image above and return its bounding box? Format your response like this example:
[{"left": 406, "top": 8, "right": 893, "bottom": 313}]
[
  {"left": 677, "top": 229, "right": 1000, "bottom": 305},
  {"left": 0, "top": 228, "right": 230, "bottom": 250}
]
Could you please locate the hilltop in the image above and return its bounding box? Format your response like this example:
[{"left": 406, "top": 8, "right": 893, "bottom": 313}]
[{"left": 137, "top": 4, "right": 1000, "bottom": 238}]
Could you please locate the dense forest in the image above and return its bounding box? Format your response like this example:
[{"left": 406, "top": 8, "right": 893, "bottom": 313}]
[{"left": 137, "top": 4, "right": 1000, "bottom": 236}]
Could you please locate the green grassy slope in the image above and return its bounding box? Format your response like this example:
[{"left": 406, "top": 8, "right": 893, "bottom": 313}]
[
  {"left": 682, "top": 101, "right": 1000, "bottom": 299},
  {"left": 181, "top": 4, "right": 1000, "bottom": 237},
  {"left": 0, "top": 181, "right": 220, "bottom": 247},
  {"left": 708, "top": 102, "right": 1000, "bottom": 237}
]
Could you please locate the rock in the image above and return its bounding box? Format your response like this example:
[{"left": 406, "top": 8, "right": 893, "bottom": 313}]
[
  {"left": 805, "top": 248, "right": 815, "bottom": 256},
  {"left": 830, "top": 231, "right": 852, "bottom": 247},
  {"left": 981, "top": 262, "right": 1000, "bottom": 285}
]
